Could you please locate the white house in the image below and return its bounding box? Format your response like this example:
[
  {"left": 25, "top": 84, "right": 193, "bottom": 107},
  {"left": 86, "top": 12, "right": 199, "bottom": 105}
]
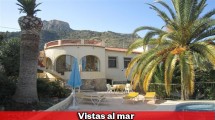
[{"left": 39, "top": 39, "right": 142, "bottom": 91}]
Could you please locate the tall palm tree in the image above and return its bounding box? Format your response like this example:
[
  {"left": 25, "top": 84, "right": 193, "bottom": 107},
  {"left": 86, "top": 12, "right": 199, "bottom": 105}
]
[
  {"left": 13, "top": 0, "right": 43, "bottom": 103},
  {"left": 126, "top": 0, "right": 215, "bottom": 100}
]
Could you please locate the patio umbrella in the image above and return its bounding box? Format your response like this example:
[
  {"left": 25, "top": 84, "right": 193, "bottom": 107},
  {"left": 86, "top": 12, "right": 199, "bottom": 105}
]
[{"left": 68, "top": 58, "right": 82, "bottom": 109}]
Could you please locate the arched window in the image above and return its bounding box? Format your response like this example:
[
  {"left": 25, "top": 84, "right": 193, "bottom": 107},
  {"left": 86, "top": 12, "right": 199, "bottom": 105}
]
[
  {"left": 81, "top": 55, "right": 100, "bottom": 72},
  {"left": 46, "top": 57, "right": 52, "bottom": 69},
  {"left": 56, "top": 55, "right": 74, "bottom": 74}
]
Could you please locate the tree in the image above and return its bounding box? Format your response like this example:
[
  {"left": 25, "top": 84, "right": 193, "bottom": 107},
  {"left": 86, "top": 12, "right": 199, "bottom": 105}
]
[
  {"left": 0, "top": 34, "right": 4, "bottom": 43},
  {"left": 126, "top": 0, "right": 215, "bottom": 100},
  {"left": 0, "top": 38, "right": 20, "bottom": 77},
  {"left": 13, "top": 0, "right": 43, "bottom": 103}
]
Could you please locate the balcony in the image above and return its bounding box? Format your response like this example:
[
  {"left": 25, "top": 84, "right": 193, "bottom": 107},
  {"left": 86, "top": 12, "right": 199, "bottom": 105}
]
[{"left": 44, "top": 39, "right": 105, "bottom": 49}]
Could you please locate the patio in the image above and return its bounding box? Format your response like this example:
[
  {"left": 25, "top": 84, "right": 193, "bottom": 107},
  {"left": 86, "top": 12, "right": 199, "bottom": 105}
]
[{"left": 67, "top": 92, "right": 179, "bottom": 111}]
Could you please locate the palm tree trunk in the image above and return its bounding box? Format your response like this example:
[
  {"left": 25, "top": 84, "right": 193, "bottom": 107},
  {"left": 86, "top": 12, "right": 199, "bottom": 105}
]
[
  {"left": 13, "top": 16, "right": 42, "bottom": 103},
  {"left": 181, "top": 82, "right": 189, "bottom": 100},
  {"left": 181, "top": 86, "right": 185, "bottom": 100},
  {"left": 180, "top": 76, "right": 186, "bottom": 100},
  {"left": 13, "top": 34, "right": 40, "bottom": 103}
]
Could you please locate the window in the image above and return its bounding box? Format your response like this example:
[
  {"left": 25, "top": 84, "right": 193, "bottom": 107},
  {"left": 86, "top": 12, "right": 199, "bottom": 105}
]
[
  {"left": 124, "top": 57, "right": 131, "bottom": 68},
  {"left": 108, "top": 56, "right": 117, "bottom": 68},
  {"left": 56, "top": 55, "right": 74, "bottom": 74},
  {"left": 82, "top": 55, "right": 100, "bottom": 71}
]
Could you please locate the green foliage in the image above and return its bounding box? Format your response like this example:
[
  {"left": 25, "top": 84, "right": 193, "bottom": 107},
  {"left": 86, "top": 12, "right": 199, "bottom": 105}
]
[
  {"left": 149, "top": 67, "right": 215, "bottom": 100},
  {"left": 0, "top": 73, "right": 16, "bottom": 104},
  {"left": 152, "top": 63, "right": 164, "bottom": 83},
  {"left": 0, "top": 38, "right": 20, "bottom": 77},
  {"left": 49, "top": 80, "right": 71, "bottom": 98},
  {"left": 0, "top": 38, "right": 20, "bottom": 104},
  {"left": 148, "top": 84, "right": 181, "bottom": 100},
  {"left": 16, "top": 0, "right": 41, "bottom": 16},
  {"left": 37, "top": 78, "right": 51, "bottom": 98},
  {"left": 0, "top": 37, "right": 70, "bottom": 100},
  {"left": 192, "top": 82, "right": 215, "bottom": 100},
  {"left": 126, "top": 0, "right": 215, "bottom": 100},
  {"left": 0, "top": 34, "right": 3, "bottom": 43},
  {"left": 195, "top": 69, "right": 211, "bottom": 82},
  {"left": 37, "top": 79, "right": 71, "bottom": 98},
  {"left": 0, "top": 78, "right": 70, "bottom": 110},
  {"left": 191, "top": 68, "right": 215, "bottom": 100},
  {"left": 150, "top": 63, "right": 181, "bottom": 99},
  {"left": 209, "top": 70, "right": 215, "bottom": 79}
]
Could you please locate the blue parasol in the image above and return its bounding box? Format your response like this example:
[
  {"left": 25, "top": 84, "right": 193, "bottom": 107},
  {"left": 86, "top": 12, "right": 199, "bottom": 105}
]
[{"left": 68, "top": 58, "right": 82, "bottom": 109}]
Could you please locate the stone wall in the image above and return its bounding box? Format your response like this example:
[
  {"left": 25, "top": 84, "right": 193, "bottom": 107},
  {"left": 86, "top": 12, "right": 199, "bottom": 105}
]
[{"left": 81, "top": 79, "right": 106, "bottom": 91}]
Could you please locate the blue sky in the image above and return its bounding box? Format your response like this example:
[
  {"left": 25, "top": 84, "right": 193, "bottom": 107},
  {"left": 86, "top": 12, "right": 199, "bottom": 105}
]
[{"left": 0, "top": 0, "right": 215, "bottom": 34}]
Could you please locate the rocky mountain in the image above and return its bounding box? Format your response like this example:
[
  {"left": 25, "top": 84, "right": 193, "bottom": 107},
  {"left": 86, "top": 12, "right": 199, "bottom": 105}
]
[
  {"left": 42, "top": 20, "right": 72, "bottom": 32},
  {"left": 1, "top": 20, "right": 138, "bottom": 49}
]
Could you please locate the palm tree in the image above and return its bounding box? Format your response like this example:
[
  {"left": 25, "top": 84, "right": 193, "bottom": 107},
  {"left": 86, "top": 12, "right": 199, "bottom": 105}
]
[
  {"left": 13, "top": 0, "right": 43, "bottom": 103},
  {"left": 126, "top": 0, "right": 215, "bottom": 100}
]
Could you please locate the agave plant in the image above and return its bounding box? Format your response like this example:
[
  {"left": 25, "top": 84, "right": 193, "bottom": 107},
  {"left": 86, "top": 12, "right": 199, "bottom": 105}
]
[
  {"left": 13, "top": 0, "right": 43, "bottom": 103},
  {"left": 126, "top": 0, "right": 215, "bottom": 100}
]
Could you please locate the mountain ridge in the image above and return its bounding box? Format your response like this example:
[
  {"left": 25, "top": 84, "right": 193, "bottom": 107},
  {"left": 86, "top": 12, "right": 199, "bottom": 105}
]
[{"left": 1, "top": 19, "right": 138, "bottom": 49}]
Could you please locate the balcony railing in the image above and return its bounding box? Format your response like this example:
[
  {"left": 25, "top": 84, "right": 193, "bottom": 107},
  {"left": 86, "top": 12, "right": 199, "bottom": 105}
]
[{"left": 44, "top": 39, "right": 105, "bottom": 49}]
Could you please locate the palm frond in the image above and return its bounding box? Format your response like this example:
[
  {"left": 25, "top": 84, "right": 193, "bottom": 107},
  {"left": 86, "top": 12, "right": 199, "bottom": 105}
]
[
  {"left": 191, "top": 43, "right": 215, "bottom": 67},
  {"left": 128, "top": 46, "right": 170, "bottom": 90},
  {"left": 16, "top": 0, "right": 41, "bottom": 16},
  {"left": 127, "top": 39, "right": 144, "bottom": 54},
  {"left": 189, "top": 19, "right": 215, "bottom": 43},
  {"left": 186, "top": 52, "right": 194, "bottom": 95},
  {"left": 172, "top": 0, "right": 186, "bottom": 25},
  {"left": 125, "top": 54, "right": 142, "bottom": 78},
  {"left": 142, "top": 31, "right": 161, "bottom": 45},
  {"left": 147, "top": 3, "right": 174, "bottom": 26},
  {"left": 194, "top": 0, "right": 207, "bottom": 19},
  {"left": 189, "top": 0, "right": 198, "bottom": 22},
  {"left": 156, "top": 1, "right": 176, "bottom": 20},
  {"left": 131, "top": 71, "right": 141, "bottom": 89},
  {"left": 200, "top": 37, "right": 215, "bottom": 43},
  {"left": 132, "top": 26, "right": 163, "bottom": 36},
  {"left": 192, "top": 52, "right": 212, "bottom": 71},
  {"left": 202, "top": 9, "right": 215, "bottom": 18},
  {"left": 164, "top": 53, "right": 178, "bottom": 95},
  {"left": 179, "top": 52, "right": 189, "bottom": 96},
  {"left": 143, "top": 56, "right": 164, "bottom": 92},
  {"left": 184, "top": 0, "right": 193, "bottom": 23},
  {"left": 160, "top": 32, "right": 177, "bottom": 43},
  {"left": 194, "top": 26, "right": 215, "bottom": 43},
  {"left": 152, "top": 63, "right": 165, "bottom": 83}
]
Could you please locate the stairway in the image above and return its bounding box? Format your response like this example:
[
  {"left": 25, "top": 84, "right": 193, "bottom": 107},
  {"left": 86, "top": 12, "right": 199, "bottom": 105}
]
[{"left": 37, "top": 66, "right": 65, "bottom": 80}]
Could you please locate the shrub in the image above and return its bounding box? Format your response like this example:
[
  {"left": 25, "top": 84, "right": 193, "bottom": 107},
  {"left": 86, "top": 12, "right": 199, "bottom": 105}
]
[
  {"left": 37, "top": 79, "right": 71, "bottom": 99},
  {"left": 0, "top": 73, "right": 16, "bottom": 104},
  {"left": 0, "top": 38, "right": 20, "bottom": 77},
  {"left": 37, "top": 78, "right": 51, "bottom": 98}
]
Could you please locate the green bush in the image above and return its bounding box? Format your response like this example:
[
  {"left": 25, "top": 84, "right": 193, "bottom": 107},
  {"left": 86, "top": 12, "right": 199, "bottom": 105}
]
[
  {"left": 37, "top": 79, "right": 51, "bottom": 98},
  {"left": 191, "top": 69, "right": 215, "bottom": 100},
  {"left": 48, "top": 80, "right": 70, "bottom": 98},
  {"left": 0, "top": 38, "right": 20, "bottom": 77},
  {"left": 0, "top": 73, "right": 16, "bottom": 104},
  {"left": 0, "top": 77, "right": 71, "bottom": 105},
  {"left": 37, "top": 79, "right": 71, "bottom": 99}
]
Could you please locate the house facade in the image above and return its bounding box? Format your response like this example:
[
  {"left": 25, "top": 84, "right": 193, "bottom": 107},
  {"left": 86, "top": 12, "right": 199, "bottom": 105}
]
[{"left": 40, "top": 39, "right": 141, "bottom": 91}]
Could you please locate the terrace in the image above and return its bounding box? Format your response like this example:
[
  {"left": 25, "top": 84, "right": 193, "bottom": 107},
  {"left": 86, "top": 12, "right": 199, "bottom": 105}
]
[
  {"left": 45, "top": 91, "right": 215, "bottom": 111},
  {"left": 44, "top": 39, "right": 105, "bottom": 49}
]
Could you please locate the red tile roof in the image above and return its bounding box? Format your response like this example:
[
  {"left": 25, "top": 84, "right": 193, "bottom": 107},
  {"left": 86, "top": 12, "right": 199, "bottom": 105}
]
[{"left": 105, "top": 47, "right": 142, "bottom": 54}]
